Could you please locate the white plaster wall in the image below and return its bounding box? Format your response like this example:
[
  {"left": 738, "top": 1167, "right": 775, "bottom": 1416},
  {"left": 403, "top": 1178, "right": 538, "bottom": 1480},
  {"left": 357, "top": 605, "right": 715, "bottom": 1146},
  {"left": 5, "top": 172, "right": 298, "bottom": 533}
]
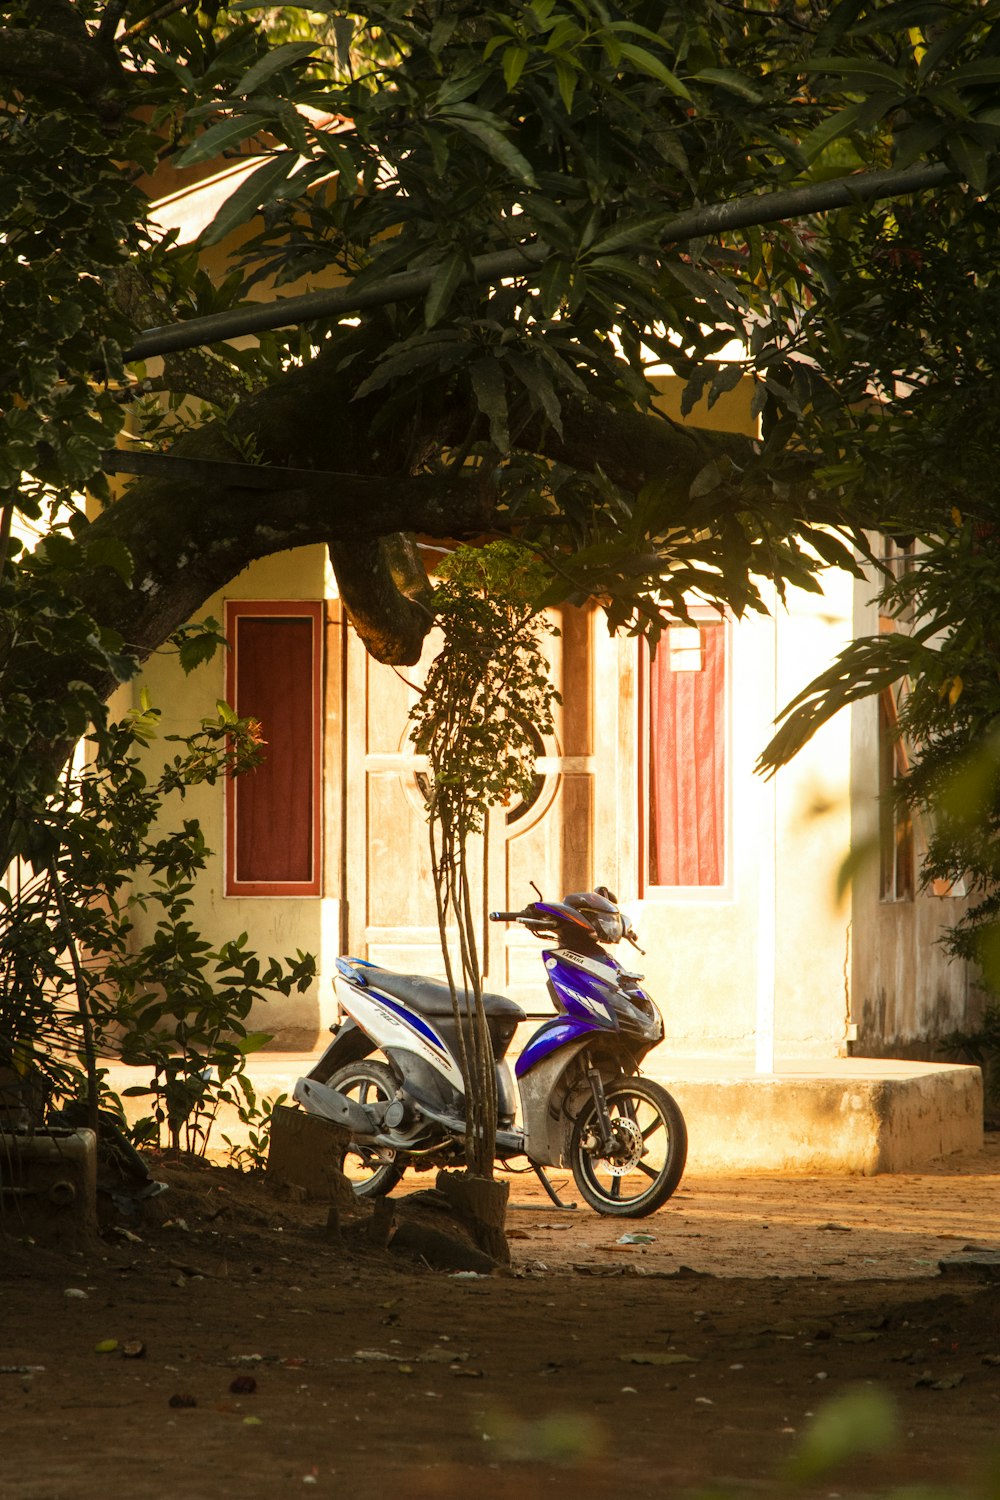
[
  {"left": 849, "top": 563, "right": 979, "bottom": 1052},
  {"left": 631, "top": 571, "right": 855, "bottom": 1067}
]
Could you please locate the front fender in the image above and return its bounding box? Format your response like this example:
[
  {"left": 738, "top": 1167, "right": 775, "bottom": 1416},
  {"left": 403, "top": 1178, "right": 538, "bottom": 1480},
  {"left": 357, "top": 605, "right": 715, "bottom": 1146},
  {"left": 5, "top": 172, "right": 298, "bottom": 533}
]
[
  {"left": 305, "top": 1018, "right": 374, "bottom": 1082},
  {"left": 516, "top": 1037, "right": 592, "bottom": 1168}
]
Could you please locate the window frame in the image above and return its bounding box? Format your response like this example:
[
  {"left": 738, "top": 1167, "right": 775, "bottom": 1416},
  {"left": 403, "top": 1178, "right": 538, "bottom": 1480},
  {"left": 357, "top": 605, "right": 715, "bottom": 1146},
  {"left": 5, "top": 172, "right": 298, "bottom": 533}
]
[{"left": 877, "top": 683, "right": 916, "bottom": 904}]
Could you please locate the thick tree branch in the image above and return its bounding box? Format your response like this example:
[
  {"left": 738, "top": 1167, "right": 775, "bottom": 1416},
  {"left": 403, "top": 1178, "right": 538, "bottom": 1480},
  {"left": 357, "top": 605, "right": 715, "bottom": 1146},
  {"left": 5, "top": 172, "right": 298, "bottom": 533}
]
[
  {"left": 95, "top": 0, "right": 131, "bottom": 49},
  {"left": 124, "top": 161, "right": 958, "bottom": 363},
  {"left": 83, "top": 446, "right": 490, "bottom": 690},
  {"left": 69, "top": 336, "right": 488, "bottom": 687},
  {"left": 0, "top": 25, "right": 120, "bottom": 97},
  {"left": 550, "top": 398, "right": 755, "bottom": 501},
  {"left": 111, "top": 265, "right": 257, "bottom": 408},
  {"left": 328, "top": 537, "right": 433, "bottom": 665},
  {"left": 70, "top": 332, "right": 754, "bottom": 689},
  {"left": 122, "top": 0, "right": 200, "bottom": 39}
]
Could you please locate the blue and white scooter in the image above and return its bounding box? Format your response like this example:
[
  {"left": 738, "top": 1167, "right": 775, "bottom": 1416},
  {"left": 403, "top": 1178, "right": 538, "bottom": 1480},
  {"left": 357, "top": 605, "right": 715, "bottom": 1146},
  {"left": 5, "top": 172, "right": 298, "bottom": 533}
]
[{"left": 294, "top": 886, "right": 686, "bottom": 1217}]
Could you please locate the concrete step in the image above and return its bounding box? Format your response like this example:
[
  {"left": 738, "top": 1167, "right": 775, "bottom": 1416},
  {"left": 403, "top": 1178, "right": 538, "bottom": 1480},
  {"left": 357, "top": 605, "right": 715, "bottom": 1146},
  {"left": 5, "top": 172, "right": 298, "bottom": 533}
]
[{"left": 99, "top": 1053, "right": 983, "bottom": 1176}]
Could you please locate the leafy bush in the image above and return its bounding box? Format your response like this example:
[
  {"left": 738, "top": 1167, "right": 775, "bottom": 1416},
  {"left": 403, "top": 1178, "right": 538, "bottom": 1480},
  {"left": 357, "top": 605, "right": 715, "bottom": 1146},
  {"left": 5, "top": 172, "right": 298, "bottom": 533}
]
[{"left": 0, "top": 686, "right": 314, "bottom": 1154}]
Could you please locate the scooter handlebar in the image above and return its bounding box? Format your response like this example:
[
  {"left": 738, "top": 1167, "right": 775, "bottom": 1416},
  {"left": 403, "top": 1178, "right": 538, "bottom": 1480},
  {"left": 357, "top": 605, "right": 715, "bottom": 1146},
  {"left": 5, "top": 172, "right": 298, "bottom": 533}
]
[{"left": 489, "top": 910, "right": 528, "bottom": 922}]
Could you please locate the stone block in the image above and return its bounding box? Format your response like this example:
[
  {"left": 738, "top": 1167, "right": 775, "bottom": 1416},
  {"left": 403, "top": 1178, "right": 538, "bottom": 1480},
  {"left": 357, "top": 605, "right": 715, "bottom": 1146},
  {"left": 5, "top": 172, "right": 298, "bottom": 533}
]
[
  {"left": 266, "top": 1103, "right": 354, "bottom": 1202},
  {"left": 0, "top": 1128, "right": 97, "bottom": 1247}
]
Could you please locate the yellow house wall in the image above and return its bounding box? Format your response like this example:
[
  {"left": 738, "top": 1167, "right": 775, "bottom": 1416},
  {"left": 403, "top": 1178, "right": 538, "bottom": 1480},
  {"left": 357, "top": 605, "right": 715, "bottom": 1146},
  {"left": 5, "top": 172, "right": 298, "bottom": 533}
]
[
  {"left": 127, "top": 545, "right": 337, "bottom": 1049},
  {"left": 118, "top": 360, "right": 859, "bottom": 1063}
]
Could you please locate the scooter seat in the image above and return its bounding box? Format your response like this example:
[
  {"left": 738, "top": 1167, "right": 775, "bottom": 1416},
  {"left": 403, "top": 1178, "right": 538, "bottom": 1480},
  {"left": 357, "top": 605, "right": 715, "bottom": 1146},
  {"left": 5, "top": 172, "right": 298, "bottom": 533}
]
[{"left": 362, "top": 966, "right": 526, "bottom": 1023}]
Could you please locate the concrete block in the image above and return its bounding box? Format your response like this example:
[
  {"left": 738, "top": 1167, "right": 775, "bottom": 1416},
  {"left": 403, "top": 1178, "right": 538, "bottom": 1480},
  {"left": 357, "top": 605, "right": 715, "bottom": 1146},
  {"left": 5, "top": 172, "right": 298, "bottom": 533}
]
[
  {"left": 0, "top": 1128, "right": 97, "bottom": 1246},
  {"left": 658, "top": 1061, "right": 983, "bottom": 1175}
]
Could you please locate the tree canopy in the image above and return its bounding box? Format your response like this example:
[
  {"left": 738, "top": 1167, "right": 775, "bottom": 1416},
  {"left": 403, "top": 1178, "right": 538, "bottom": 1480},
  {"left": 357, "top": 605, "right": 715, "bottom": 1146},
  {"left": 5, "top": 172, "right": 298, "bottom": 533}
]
[{"left": 2, "top": 0, "right": 1000, "bottom": 873}]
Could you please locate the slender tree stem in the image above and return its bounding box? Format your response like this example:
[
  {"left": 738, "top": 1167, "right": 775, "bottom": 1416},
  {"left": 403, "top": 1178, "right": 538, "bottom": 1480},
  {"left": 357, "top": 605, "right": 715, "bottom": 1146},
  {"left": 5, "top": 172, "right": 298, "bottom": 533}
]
[
  {"left": 48, "top": 861, "right": 100, "bottom": 1143},
  {"left": 0, "top": 504, "right": 14, "bottom": 585}
]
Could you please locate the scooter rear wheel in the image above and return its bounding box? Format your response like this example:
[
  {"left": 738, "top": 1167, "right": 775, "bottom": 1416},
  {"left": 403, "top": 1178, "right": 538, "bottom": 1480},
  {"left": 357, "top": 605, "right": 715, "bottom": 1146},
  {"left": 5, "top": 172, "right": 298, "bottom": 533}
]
[
  {"left": 326, "top": 1059, "right": 404, "bottom": 1199},
  {"left": 569, "top": 1077, "right": 687, "bottom": 1217}
]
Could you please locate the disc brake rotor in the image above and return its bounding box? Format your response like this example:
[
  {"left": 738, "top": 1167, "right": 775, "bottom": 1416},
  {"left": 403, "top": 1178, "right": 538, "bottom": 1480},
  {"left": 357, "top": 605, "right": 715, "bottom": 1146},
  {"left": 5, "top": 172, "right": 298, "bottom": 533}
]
[{"left": 600, "top": 1115, "right": 643, "bottom": 1175}]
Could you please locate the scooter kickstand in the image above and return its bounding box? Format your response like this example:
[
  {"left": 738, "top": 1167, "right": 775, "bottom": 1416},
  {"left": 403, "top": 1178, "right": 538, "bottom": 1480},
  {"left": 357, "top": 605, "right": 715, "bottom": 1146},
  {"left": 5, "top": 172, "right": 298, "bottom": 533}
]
[{"left": 532, "top": 1163, "right": 577, "bottom": 1211}]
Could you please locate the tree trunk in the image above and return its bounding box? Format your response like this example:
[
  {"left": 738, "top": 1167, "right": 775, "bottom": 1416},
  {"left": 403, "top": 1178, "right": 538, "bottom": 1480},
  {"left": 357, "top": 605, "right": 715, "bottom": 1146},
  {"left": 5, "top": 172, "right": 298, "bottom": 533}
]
[{"left": 435, "top": 1168, "right": 510, "bottom": 1266}]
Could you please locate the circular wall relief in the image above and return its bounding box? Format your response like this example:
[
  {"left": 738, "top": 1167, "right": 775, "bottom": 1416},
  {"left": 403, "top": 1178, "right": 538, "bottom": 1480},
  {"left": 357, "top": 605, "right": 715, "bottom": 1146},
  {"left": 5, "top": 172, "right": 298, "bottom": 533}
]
[{"left": 408, "top": 718, "right": 552, "bottom": 827}]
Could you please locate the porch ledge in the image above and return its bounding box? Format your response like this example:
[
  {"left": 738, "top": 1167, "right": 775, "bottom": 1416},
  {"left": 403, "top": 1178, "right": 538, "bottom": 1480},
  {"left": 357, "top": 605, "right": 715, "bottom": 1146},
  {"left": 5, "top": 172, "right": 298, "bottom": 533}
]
[
  {"left": 648, "top": 1058, "right": 983, "bottom": 1175},
  {"left": 102, "top": 1054, "right": 983, "bottom": 1177}
]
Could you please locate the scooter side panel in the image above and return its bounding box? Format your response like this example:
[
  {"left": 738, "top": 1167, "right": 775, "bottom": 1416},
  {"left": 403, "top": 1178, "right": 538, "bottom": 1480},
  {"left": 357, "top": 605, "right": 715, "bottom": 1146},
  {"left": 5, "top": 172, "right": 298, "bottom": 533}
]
[{"left": 335, "top": 976, "right": 464, "bottom": 1091}]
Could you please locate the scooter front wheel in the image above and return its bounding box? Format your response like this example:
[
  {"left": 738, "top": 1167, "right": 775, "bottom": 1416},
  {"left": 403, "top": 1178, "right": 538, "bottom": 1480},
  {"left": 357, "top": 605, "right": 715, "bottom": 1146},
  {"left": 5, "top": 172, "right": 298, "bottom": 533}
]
[
  {"left": 326, "top": 1060, "right": 404, "bottom": 1200},
  {"left": 569, "top": 1077, "right": 687, "bottom": 1217}
]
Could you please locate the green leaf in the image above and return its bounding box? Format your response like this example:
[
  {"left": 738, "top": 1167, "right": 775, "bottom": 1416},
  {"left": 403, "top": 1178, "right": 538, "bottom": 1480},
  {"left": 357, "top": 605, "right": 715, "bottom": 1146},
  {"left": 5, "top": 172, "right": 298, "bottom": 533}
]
[
  {"left": 440, "top": 106, "right": 538, "bottom": 186},
  {"left": 237, "top": 1031, "right": 273, "bottom": 1055},
  {"left": 784, "top": 1388, "right": 898, "bottom": 1483},
  {"left": 536, "top": 256, "right": 572, "bottom": 316},
  {"left": 948, "top": 59, "right": 1000, "bottom": 87},
  {"left": 553, "top": 57, "right": 578, "bottom": 114},
  {"left": 796, "top": 100, "right": 871, "bottom": 163},
  {"left": 470, "top": 357, "right": 509, "bottom": 451},
  {"left": 616, "top": 43, "right": 691, "bottom": 100},
  {"left": 689, "top": 458, "right": 726, "bottom": 499},
  {"left": 230, "top": 41, "right": 319, "bottom": 98},
  {"left": 173, "top": 113, "right": 268, "bottom": 168},
  {"left": 177, "top": 632, "right": 222, "bottom": 675},
  {"left": 503, "top": 45, "right": 530, "bottom": 92},
  {"left": 84, "top": 537, "right": 134, "bottom": 584},
  {"left": 692, "top": 67, "right": 763, "bottom": 102},
  {"left": 586, "top": 253, "right": 657, "bottom": 295},
  {"left": 835, "top": 836, "right": 880, "bottom": 904},
  {"left": 507, "top": 353, "right": 563, "bottom": 435},
  {"left": 230, "top": 1, "right": 334, "bottom": 9},
  {"left": 807, "top": 55, "right": 906, "bottom": 91},
  {"left": 949, "top": 133, "right": 990, "bottom": 193},
  {"left": 588, "top": 212, "right": 669, "bottom": 257},
  {"left": 424, "top": 251, "right": 466, "bottom": 328},
  {"left": 201, "top": 155, "right": 293, "bottom": 246},
  {"left": 708, "top": 362, "right": 745, "bottom": 406},
  {"left": 435, "top": 65, "right": 491, "bottom": 107},
  {"left": 354, "top": 332, "right": 468, "bottom": 398}
]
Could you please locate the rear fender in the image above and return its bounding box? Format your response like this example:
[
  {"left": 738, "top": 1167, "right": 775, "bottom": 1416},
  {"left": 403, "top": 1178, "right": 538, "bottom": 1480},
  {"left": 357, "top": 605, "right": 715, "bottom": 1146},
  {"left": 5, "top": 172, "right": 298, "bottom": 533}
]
[{"left": 305, "top": 1018, "right": 375, "bottom": 1082}]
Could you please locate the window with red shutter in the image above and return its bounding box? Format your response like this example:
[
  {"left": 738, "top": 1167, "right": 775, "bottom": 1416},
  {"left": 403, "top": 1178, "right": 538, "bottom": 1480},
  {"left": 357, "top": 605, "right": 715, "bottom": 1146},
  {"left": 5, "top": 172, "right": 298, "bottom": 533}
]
[
  {"left": 643, "top": 621, "right": 727, "bottom": 891},
  {"left": 225, "top": 601, "right": 323, "bottom": 897}
]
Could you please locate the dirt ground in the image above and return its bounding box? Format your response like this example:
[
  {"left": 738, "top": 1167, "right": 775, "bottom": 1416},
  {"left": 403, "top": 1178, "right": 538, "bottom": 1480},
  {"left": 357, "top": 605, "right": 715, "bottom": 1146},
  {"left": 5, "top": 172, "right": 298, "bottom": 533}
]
[{"left": 4, "top": 1139, "right": 1000, "bottom": 1500}]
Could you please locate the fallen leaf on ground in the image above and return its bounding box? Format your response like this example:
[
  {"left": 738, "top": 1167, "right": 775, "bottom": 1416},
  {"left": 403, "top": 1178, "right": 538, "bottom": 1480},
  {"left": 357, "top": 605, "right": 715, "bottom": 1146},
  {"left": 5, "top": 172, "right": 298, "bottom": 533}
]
[
  {"left": 621, "top": 1352, "right": 697, "bottom": 1366},
  {"left": 915, "top": 1372, "right": 965, "bottom": 1390}
]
